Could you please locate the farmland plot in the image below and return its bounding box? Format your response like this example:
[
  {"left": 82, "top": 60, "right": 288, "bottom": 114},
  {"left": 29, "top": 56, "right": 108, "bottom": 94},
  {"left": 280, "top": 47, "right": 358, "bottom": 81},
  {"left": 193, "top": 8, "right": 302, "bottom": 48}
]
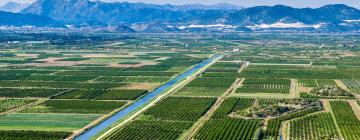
[
  {"left": 22, "top": 100, "right": 127, "bottom": 114},
  {"left": 174, "top": 77, "right": 236, "bottom": 96},
  {"left": 0, "top": 88, "right": 67, "bottom": 98},
  {"left": 0, "top": 113, "right": 100, "bottom": 131},
  {"left": 195, "top": 98, "right": 260, "bottom": 140},
  {"left": 341, "top": 79, "right": 360, "bottom": 94},
  {"left": 236, "top": 78, "right": 291, "bottom": 94},
  {"left": 53, "top": 89, "right": 147, "bottom": 100},
  {"left": 0, "top": 130, "right": 71, "bottom": 140},
  {"left": 104, "top": 97, "right": 215, "bottom": 139},
  {"left": 0, "top": 99, "right": 36, "bottom": 112},
  {"left": 298, "top": 79, "right": 337, "bottom": 87},
  {"left": 330, "top": 101, "right": 360, "bottom": 140},
  {"left": 289, "top": 112, "right": 340, "bottom": 140}
]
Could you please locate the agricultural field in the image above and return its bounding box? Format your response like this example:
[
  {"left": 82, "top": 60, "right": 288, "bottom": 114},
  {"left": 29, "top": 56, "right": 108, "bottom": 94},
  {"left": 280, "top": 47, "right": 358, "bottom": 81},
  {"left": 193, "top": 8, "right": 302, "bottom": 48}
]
[
  {"left": 235, "top": 78, "right": 291, "bottom": 94},
  {"left": 341, "top": 79, "right": 360, "bottom": 94},
  {"left": 330, "top": 101, "right": 360, "bottom": 140},
  {"left": 195, "top": 98, "right": 261, "bottom": 140},
  {"left": 288, "top": 112, "right": 340, "bottom": 140},
  {"left": 104, "top": 97, "right": 216, "bottom": 139},
  {"left": 0, "top": 39, "right": 210, "bottom": 139},
  {"left": 0, "top": 33, "right": 360, "bottom": 140},
  {"left": 174, "top": 77, "right": 236, "bottom": 96}
]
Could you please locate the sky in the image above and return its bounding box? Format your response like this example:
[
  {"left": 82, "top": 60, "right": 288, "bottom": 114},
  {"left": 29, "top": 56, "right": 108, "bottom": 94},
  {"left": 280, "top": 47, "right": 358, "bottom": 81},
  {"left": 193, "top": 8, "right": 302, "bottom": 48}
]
[{"left": 1, "top": 0, "right": 359, "bottom": 9}]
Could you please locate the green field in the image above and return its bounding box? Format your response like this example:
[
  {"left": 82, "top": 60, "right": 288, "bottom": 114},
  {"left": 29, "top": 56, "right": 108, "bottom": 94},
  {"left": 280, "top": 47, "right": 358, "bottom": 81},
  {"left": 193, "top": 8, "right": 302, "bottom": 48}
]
[
  {"left": 0, "top": 33, "right": 359, "bottom": 140},
  {"left": 0, "top": 113, "right": 100, "bottom": 131}
]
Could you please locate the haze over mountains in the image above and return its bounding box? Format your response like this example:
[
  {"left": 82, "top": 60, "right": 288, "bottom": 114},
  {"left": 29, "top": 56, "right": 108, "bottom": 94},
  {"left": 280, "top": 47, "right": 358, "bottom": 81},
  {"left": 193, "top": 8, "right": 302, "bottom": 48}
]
[
  {"left": 0, "top": 2, "right": 29, "bottom": 13},
  {"left": 1, "top": 0, "right": 360, "bottom": 32}
]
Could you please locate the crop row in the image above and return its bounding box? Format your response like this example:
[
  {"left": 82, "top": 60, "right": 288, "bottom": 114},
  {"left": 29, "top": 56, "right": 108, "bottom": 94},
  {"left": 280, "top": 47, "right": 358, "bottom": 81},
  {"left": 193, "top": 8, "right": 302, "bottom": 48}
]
[
  {"left": 0, "top": 99, "right": 36, "bottom": 112},
  {"left": 210, "top": 62, "right": 241, "bottom": 69},
  {"left": 186, "top": 77, "right": 236, "bottom": 88},
  {"left": 105, "top": 97, "right": 215, "bottom": 139},
  {"left": 201, "top": 72, "right": 238, "bottom": 77},
  {"left": 19, "top": 75, "right": 97, "bottom": 82},
  {"left": 341, "top": 79, "right": 360, "bottom": 94},
  {"left": 195, "top": 98, "right": 259, "bottom": 140},
  {"left": 212, "top": 98, "right": 254, "bottom": 118},
  {"left": 0, "top": 70, "right": 55, "bottom": 76},
  {"left": 236, "top": 78, "right": 290, "bottom": 94},
  {"left": 330, "top": 101, "right": 360, "bottom": 140},
  {"left": 22, "top": 100, "right": 127, "bottom": 114},
  {"left": 55, "top": 70, "right": 177, "bottom": 77},
  {"left": 0, "top": 88, "right": 67, "bottom": 98},
  {"left": 55, "top": 89, "right": 147, "bottom": 100},
  {"left": 246, "top": 65, "right": 333, "bottom": 70},
  {"left": 105, "top": 120, "right": 192, "bottom": 140},
  {"left": 239, "top": 68, "right": 351, "bottom": 79},
  {"left": 264, "top": 107, "right": 321, "bottom": 139},
  {"left": 299, "top": 79, "right": 337, "bottom": 87},
  {"left": 236, "top": 84, "right": 290, "bottom": 94},
  {"left": 0, "top": 81, "right": 126, "bottom": 89},
  {"left": 144, "top": 97, "right": 216, "bottom": 121},
  {"left": 242, "top": 78, "right": 290, "bottom": 85},
  {"left": 94, "top": 76, "right": 171, "bottom": 83},
  {"left": 195, "top": 118, "right": 261, "bottom": 140},
  {"left": 0, "top": 130, "right": 71, "bottom": 140},
  {"left": 175, "top": 77, "right": 236, "bottom": 96},
  {"left": 289, "top": 112, "right": 339, "bottom": 140}
]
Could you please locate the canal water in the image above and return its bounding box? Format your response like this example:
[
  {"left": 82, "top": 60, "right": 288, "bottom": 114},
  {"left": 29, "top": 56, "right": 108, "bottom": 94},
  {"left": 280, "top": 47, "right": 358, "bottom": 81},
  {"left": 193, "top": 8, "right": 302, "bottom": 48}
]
[{"left": 75, "top": 54, "right": 220, "bottom": 140}]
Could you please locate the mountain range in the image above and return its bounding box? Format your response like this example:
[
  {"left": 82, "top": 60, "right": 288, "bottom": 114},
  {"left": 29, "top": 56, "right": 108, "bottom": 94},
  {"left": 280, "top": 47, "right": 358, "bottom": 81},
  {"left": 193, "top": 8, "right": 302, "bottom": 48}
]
[
  {"left": 1, "top": 0, "right": 360, "bottom": 32},
  {"left": 0, "top": 2, "right": 29, "bottom": 13}
]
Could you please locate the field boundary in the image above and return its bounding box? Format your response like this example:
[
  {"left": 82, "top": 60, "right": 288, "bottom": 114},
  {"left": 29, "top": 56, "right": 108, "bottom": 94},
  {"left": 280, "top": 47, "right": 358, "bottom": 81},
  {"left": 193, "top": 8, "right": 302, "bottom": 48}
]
[
  {"left": 95, "top": 55, "right": 222, "bottom": 140},
  {"left": 182, "top": 78, "right": 242, "bottom": 140}
]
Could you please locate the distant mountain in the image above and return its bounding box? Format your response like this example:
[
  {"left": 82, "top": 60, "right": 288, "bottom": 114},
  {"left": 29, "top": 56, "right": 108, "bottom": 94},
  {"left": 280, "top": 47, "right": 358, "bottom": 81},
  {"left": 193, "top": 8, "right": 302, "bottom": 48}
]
[
  {"left": 12, "top": 0, "right": 360, "bottom": 32},
  {"left": 0, "top": 11, "right": 62, "bottom": 27},
  {"left": 174, "top": 3, "right": 244, "bottom": 10},
  {"left": 22, "top": 0, "right": 360, "bottom": 25},
  {"left": 0, "top": 2, "right": 29, "bottom": 13}
]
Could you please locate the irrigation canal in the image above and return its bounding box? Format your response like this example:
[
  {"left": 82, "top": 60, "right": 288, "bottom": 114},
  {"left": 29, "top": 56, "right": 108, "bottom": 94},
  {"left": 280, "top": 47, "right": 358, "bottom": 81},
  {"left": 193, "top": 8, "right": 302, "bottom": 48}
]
[{"left": 75, "top": 54, "right": 221, "bottom": 140}]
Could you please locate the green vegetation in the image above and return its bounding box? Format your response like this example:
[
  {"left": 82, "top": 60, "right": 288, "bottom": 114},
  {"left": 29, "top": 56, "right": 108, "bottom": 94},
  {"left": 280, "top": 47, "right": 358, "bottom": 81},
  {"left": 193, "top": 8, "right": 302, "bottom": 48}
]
[
  {"left": 236, "top": 78, "right": 290, "bottom": 94},
  {"left": 289, "top": 113, "right": 340, "bottom": 140},
  {"left": 104, "top": 97, "right": 215, "bottom": 139},
  {"left": 0, "top": 113, "right": 100, "bottom": 131},
  {"left": 22, "top": 100, "right": 127, "bottom": 114},
  {"left": 144, "top": 97, "right": 216, "bottom": 121},
  {"left": 196, "top": 118, "right": 261, "bottom": 140},
  {"left": 195, "top": 98, "right": 260, "bottom": 140},
  {"left": 0, "top": 88, "right": 67, "bottom": 98},
  {"left": 0, "top": 99, "right": 36, "bottom": 112},
  {"left": 0, "top": 130, "right": 71, "bottom": 140},
  {"left": 175, "top": 77, "right": 236, "bottom": 96},
  {"left": 1, "top": 33, "right": 360, "bottom": 140},
  {"left": 330, "top": 101, "right": 360, "bottom": 140}
]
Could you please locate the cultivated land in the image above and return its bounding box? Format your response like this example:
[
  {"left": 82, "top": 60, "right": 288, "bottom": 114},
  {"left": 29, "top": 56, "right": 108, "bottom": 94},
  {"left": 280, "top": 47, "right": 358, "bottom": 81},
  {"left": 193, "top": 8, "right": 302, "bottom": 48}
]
[{"left": 0, "top": 33, "right": 359, "bottom": 140}]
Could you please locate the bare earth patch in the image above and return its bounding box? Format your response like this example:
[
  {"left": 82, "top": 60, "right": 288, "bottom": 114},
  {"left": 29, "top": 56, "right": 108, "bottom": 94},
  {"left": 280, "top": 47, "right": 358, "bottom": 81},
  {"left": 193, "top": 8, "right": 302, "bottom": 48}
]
[
  {"left": 110, "top": 61, "right": 158, "bottom": 68},
  {"left": 321, "top": 99, "right": 331, "bottom": 112},
  {"left": 290, "top": 79, "right": 298, "bottom": 98},
  {"left": 80, "top": 54, "right": 134, "bottom": 58},
  {"left": 124, "top": 83, "right": 161, "bottom": 90},
  {"left": 154, "top": 57, "right": 170, "bottom": 61},
  {"left": 16, "top": 54, "right": 38, "bottom": 57},
  {"left": 348, "top": 100, "right": 360, "bottom": 121},
  {"left": 299, "top": 86, "right": 312, "bottom": 93},
  {"left": 25, "top": 57, "right": 86, "bottom": 66},
  {"left": 341, "top": 51, "right": 356, "bottom": 57},
  {"left": 335, "top": 80, "right": 350, "bottom": 92}
]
